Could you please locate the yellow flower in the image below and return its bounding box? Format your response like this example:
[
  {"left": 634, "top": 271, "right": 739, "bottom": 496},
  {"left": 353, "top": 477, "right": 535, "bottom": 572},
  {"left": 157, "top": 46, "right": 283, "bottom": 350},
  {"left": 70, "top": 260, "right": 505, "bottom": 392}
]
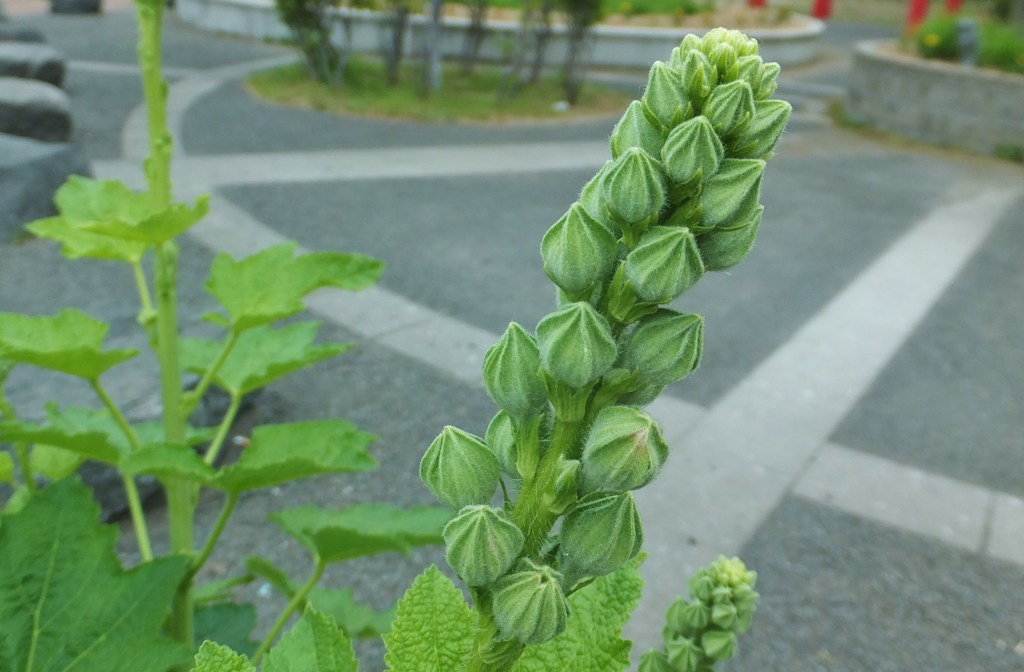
[{"left": 923, "top": 33, "right": 941, "bottom": 48}]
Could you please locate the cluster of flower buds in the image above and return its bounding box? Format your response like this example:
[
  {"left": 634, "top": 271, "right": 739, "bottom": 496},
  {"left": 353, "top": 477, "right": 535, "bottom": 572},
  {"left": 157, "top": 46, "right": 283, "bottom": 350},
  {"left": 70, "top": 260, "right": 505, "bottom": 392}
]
[
  {"left": 639, "top": 556, "right": 760, "bottom": 671},
  {"left": 420, "top": 28, "right": 787, "bottom": 653}
]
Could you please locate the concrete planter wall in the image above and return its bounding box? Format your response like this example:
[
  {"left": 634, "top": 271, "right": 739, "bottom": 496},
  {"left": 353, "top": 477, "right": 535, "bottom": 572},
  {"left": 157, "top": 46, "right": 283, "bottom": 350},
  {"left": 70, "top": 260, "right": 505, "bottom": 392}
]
[
  {"left": 846, "top": 40, "right": 1024, "bottom": 157},
  {"left": 176, "top": 0, "right": 823, "bottom": 69}
]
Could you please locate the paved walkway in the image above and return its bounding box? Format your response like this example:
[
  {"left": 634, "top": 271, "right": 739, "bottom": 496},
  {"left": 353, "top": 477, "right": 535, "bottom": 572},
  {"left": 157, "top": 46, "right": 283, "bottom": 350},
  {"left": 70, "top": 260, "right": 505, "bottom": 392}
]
[{"left": 3, "top": 7, "right": 1024, "bottom": 670}]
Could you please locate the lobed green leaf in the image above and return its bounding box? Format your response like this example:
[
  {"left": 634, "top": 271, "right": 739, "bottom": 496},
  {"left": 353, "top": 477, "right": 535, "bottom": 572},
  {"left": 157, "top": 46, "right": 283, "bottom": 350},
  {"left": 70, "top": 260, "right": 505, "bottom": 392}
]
[
  {"left": 309, "top": 587, "right": 397, "bottom": 638},
  {"left": 271, "top": 503, "right": 450, "bottom": 563},
  {"left": 181, "top": 322, "right": 352, "bottom": 397},
  {"left": 0, "top": 309, "right": 137, "bottom": 379},
  {"left": 191, "top": 642, "right": 255, "bottom": 672},
  {"left": 383, "top": 565, "right": 475, "bottom": 672},
  {"left": 0, "top": 478, "right": 191, "bottom": 671},
  {"left": 195, "top": 602, "right": 259, "bottom": 658},
  {"left": 245, "top": 555, "right": 298, "bottom": 598},
  {"left": 27, "top": 216, "right": 149, "bottom": 263},
  {"left": 204, "top": 243, "right": 383, "bottom": 331},
  {"left": 120, "top": 442, "right": 217, "bottom": 484},
  {"left": 263, "top": 607, "right": 359, "bottom": 672},
  {"left": 512, "top": 554, "right": 646, "bottom": 672}
]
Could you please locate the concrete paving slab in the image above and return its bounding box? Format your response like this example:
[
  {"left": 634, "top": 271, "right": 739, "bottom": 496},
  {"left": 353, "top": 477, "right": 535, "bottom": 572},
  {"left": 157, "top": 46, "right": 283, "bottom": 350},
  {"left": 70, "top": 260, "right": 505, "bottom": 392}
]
[
  {"left": 794, "top": 443, "right": 992, "bottom": 552},
  {"left": 63, "top": 64, "right": 143, "bottom": 158},
  {"left": 989, "top": 494, "right": 1024, "bottom": 566},
  {"left": 729, "top": 496, "right": 1024, "bottom": 672},
  {"left": 833, "top": 194, "right": 1024, "bottom": 498},
  {"left": 181, "top": 78, "right": 620, "bottom": 156}
]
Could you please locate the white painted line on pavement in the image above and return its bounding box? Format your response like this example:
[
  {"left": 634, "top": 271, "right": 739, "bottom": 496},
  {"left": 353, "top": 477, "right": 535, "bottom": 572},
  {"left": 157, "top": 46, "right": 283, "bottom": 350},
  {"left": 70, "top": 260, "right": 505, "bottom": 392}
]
[
  {"left": 627, "top": 183, "right": 1022, "bottom": 652},
  {"left": 793, "top": 443, "right": 992, "bottom": 552},
  {"left": 989, "top": 494, "right": 1024, "bottom": 566}
]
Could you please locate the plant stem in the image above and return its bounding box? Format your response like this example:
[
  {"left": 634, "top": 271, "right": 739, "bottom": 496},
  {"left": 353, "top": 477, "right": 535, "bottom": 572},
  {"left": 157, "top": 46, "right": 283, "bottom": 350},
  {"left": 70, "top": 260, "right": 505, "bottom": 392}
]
[
  {"left": 188, "top": 491, "right": 238, "bottom": 578},
  {"left": 252, "top": 557, "right": 326, "bottom": 664},
  {"left": 90, "top": 379, "right": 154, "bottom": 561},
  {"left": 203, "top": 394, "right": 242, "bottom": 467},
  {"left": 182, "top": 331, "right": 239, "bottom": 417},
  {"left": 131, "top": 259, "right": 157, "bottom": 341}
]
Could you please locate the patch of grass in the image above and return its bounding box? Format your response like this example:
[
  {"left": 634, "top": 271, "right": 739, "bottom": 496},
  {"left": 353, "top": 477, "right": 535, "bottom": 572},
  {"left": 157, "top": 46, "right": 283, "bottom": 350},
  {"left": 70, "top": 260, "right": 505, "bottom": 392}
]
[{"left": 246, "top": 58, "right": 634, "bottom": 124}]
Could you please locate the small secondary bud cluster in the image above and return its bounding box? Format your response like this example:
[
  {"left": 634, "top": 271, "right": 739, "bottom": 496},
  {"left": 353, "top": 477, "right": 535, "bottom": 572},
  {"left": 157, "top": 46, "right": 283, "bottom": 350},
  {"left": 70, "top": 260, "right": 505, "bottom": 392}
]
[
  {"left": 420, "top": 28, "right": 787, "bottom": 657},
  {"left": 639, "top": 556, "right": 759, "bottom": 672}
]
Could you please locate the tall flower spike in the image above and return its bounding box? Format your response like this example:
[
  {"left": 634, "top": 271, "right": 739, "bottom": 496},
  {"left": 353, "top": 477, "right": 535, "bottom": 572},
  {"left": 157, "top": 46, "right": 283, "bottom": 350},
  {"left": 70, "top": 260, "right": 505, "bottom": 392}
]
[
  {"left": 483, "top": 323, "right": 547, "bottom": 422},
  {"left": 420, "top": 426, "right": 500, "bottom": 511},
  {"left": 443, "top": 505, "right": 524, "bottom": 587},
  {"left": 541, "top": 203, "right": 618, "bottom": 299},
  {"left": 535, "top": 302, "right": 617, "bottom": 390}
]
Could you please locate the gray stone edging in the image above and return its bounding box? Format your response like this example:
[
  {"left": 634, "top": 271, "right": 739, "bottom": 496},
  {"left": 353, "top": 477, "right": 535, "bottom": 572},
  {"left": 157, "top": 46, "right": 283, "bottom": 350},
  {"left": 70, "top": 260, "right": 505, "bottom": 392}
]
[
  {"left": 175, "top": 0, "right": 823, "bottom": 68},
  {"left": 846, "top": 39, "right": 1024, "bottom": 157}
]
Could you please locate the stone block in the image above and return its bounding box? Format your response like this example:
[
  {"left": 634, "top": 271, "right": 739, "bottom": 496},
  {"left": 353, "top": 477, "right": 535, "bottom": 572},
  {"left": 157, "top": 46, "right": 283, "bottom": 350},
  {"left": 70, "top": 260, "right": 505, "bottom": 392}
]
[
  {"left": 0, "top": 41, "right": 65, "bottom": 86},
  {"left": 0, "top": 25, "right": 48, "bottom": 43},
  {"left": 0, "top": 132, "right": 91, "bottom": 242},
  {"left": 51, "top": 0, "right": 102, "bottom": 13},
  {"left": 0, "top": 76, "right": 71, "bottom": 141}
]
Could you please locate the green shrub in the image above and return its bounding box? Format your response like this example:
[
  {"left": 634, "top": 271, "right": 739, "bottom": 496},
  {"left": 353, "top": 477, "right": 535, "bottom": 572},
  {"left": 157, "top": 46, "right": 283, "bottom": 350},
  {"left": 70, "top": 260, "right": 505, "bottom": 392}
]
[
  {"left": 979, "top": 21, "right": 1024, "bottom": 73},
  {"left": 915, "top": 14, "right": 960, "bottom": 60}
]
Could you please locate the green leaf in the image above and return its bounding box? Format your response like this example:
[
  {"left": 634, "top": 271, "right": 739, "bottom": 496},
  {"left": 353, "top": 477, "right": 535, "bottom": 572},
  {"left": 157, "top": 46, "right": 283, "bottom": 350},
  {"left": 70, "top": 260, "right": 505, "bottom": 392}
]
[
  {"left": 27, "top": 216, "right": 149, "bottom": 263},
  {"left": 383, "top": 565, "right": 475, "bottom": 672},
  {"left": 54, "top": 175, "right": 208, "bottom": 244},
  {"left": 0, "top": 451, "right": 13, "bottom": 485},
  {"left": 195, "top": 602, "right": 259, "bottom": 658},
  {"left": 181, "top": 322, "right": 352, "bottom": 397},
  {"left": 0, "top": 478, "right": 191, "bottom": 671},
  {"left": 308, "top": 587, "right": 397, "bottom": 638},
  {"left": 271, "top": 504, "right": 450, "bottom": 563},
  {"left": 245, "top": 555, "right": 298, "bottom": 598},
  {"left": 264, "top": 607, "right": 359, "bottom": 672},
  {"left": 120, "top": 442, "right": 217, "bottom": 484},
  {"left": 0, "top": 309, "right": 137, "bottom": 379},
  {"left": 204, "top": 243, "right": 383, "bottom": 331},
  {"left": 194, "top": 575, "right": 255, "bottom": 605},
  {"left": 512, "top": 555, "right": 646, "bottom": 672},
  {"left": 30, "top": 443, "right": 86, "bottom": 480},
  {"left": 191, "top": 641, "right": 255, "bottom": 672},
  {"left": 214, "top": 420, "right": 376, "bottom": 493}
]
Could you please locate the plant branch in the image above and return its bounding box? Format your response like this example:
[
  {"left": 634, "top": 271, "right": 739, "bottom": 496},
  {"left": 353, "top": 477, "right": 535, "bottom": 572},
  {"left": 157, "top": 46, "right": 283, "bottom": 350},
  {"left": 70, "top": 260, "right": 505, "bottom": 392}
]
[
  {"left": 188, "top": 491, "right": 239, "bottom": 578},
  {"left": 203, "top": 394, "right": 242, "bottom": 467},
  {"left": 252, "top": 556, "right": 326, "bottom": 664},
  {"left": 182, "top": 331, "right": 239, "bottom": 417},
  {"left": 90, "top": 379, "right": 144, "bottom": 453}
]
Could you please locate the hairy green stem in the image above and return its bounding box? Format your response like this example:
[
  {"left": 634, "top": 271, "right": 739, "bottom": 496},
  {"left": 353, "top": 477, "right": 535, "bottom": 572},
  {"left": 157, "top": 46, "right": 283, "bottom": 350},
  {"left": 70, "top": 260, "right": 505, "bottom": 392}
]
[
  {"left": 252, "top": 557, "right": 326, "bottom": 664},
  {"left": 203, "top": 394, "right": 242, "bottom": 467},
  {"left": 131, "top": 259, "right": 157, "bottom": 339},
  {"left": 183, "top": 332, "right": 238, "bottom": 417},
  {"left": 90, "top": 379, "right": 154, "bottom": 560},
  {"left": 188, "top": 492, "right": 238, "bottom": 578}
]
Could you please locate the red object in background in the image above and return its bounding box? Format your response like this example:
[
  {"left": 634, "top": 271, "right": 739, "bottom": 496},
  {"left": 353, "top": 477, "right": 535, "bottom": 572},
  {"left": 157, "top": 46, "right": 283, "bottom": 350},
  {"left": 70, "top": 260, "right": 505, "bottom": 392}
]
[
  {"left": 944, "top": 0, "right": 963, "bottom": 11},
  {"left": 906, "top": 0, "right": 930, "bottom": 30},
  {"left": 811, "top": 0, "right": 832, "bottom": 19},
  {"left": 748, "top": 0, "right": 766, "bottom": 7}
]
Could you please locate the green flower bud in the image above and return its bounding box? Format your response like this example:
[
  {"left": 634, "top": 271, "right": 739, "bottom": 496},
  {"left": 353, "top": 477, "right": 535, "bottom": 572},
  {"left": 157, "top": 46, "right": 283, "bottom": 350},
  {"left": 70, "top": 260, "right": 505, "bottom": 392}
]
[
  {"left": 536, "top": 302, "right": 617, "bottom": 389},
  {"left": 541, "top": 203, "right": 617, "bottom": 298},
  {"left": 559, "top": 491, "right": 643, "bottom": 579},
  {"left": 709, "top": 555, "right": 757, "bottom": 588},
  {"left": 701, "top": 27, "right": 758, "bottom": 59},
  {"left": 580, "top": 406, "right": 668, "bottom": 493},
  {"left": 483, "top": 323, "right": 547, "bottom": 421},
  {"left": 706, "top": 42, "right": 738, "bottom": 82},
  {"left": 729, "top": 99, "right": 792, "bottom": 160},
  {"left": 617, "top": 381, "right": 665, "bottom": 407},
  {"left": 611, "top": 100, "right": 665, "bottom": 160},
  {"left": 755, "top": 61, "right": 781, "bottom": 100},
  {"left": 669, "top": 598, "right": 711, "bottom": 633},
  {"left": 689, "top": 570, "right": 715, "bottom": 601},
  {"left": 602, "top": 147, "right": 667, "bottom": 231},
  {"left": 641, "top": 61, "right": 689, "bottom": 130},
  {"left": 622, "top": 309, "right": 703, "bottom": 386},
  {"left": 485, "top": 410, "right": 518, "bottom": 478},
  {"left": 679, "top": 32, "right": 702, "bottom": 54},
  {"left": 443, "top": 505, "right": 524, "bottom": 587},
  {"left": 661, "top": 116, "right": 724, "bottom": 189},
  {"left": 679, "top": 50, "right": 717, "bottom": 106},
  {"left": 624, "top": 226, "right": 705, "bottom": 303},
  {"left": 578, "top": 161, "right": 617, "bottom": 233},
  {"left": 546, "top": 457, "right": 580, "bottom": 515},
  {"left": 697, "top": 205, "right": 762, "bottom": 271},
  {"left": 701, "top": 629, "right": 737, "bottom": 662},
  {"left": 703, "top": 79, "right": 755, "bottom": 138},
  {"left": 491, "top": 559, "right": 569, "bottom": 644},
  {"left": 420, "top": 426, "right": 500, "bottom": 511},
  {"left": 700, "top": 158, "right": 764, "bottom": 231},
  {"left": 638, "top": 650, "right": 675, "bottom": 672},
  {"left": 735, "top": 54, "right": 764, "bottom": 90},
  {"left": 711, "top": 601, "right": 738, "bottom": 630},
  {"left": 665, "top": 636, "right": 703, "bottom": 672}
]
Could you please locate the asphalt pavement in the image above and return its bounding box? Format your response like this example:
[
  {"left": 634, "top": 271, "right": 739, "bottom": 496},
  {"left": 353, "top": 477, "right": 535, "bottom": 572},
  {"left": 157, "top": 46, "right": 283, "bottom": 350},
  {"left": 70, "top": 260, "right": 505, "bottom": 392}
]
[{"left": 2, "top": 6, "right": 1024, "bottom": 671}]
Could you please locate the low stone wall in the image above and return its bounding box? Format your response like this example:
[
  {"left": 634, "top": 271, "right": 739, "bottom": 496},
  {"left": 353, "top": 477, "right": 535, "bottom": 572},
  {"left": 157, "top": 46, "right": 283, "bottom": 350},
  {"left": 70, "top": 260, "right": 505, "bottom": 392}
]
[
  {"left": 175, "top": 0, "right": 823, "bottom": 69},
  {"left": 846, "top": 40, "right": 1024, "bottom": 157}
]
